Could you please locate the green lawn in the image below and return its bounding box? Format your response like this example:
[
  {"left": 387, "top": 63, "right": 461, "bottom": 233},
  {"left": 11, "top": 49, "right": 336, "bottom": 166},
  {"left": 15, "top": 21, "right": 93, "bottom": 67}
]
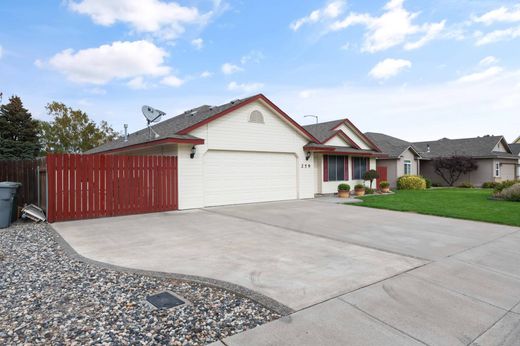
[{"left": 353, "top": 188, "right": 520, "bottom": 227}]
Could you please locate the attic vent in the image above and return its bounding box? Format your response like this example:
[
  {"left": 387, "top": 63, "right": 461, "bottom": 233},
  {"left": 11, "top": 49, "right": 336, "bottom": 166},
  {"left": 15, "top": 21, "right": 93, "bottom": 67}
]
[{"left": 249, "top": 110, "right": 264, "bottom": 124}]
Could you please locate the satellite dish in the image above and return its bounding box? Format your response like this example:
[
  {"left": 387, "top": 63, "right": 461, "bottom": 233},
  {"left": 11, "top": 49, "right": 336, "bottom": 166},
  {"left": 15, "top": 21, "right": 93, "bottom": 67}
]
[
  {"left": 142, "top": 105, "right": 165, "bottom": 124},
  {"left": 142, "top": 105, "right": 166, "bottom": 139}
]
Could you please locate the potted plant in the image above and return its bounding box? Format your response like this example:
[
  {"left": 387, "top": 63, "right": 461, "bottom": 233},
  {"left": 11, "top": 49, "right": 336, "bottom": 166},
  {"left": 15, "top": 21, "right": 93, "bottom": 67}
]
[
  {"left": 354, "top": 184, "right": 365, "bottom": 196},
  {"left": 337, "top": 183, "right": 351, "bottom": 198},
  {"left": 380, "top": 181, "right": 390, "bottom": 193}
]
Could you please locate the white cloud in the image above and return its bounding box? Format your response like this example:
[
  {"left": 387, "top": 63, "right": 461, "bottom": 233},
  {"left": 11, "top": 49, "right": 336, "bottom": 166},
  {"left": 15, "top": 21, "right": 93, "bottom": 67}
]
[
  {"left": 330, "top": 0, "right": 445, "bottom": 53},
  {"left": 200, "top": 71, "right": 212, "bottom": 78},
  {"left": 240, "top": 50, "right": 264, "bottom": 65},
  {"left": 0, "top": 45, "right": 3, "bottom": 59},
  {"left": 472, "top": 5, "right": 520, "bottom": 25},
  {"left": 299, "top": 89, "right": 318, "bottom": 99},
  {"left": 127, "top": 76, "right": 149, "bottom": 89},
  {"left": 48, "top": 40, "right": 170, "bottom": 84},
  {"left": 475, "top": 26, "right": 520, "bottom": 45},
  {"left": 278, "top": 70, "right": 520, "bottom": 142},
  {"left": 34, "top": 59, "right": 44, "bottom": 68},
  {"left": 221, "top": 63, "right": 243, "bottom": 75},
  {"left": 369, "top": 58, "right": 411, "bottom": 80},
  {"left": 456, "top": 66, "right": 503, "bottom": 83},
  {"left": 479, "top": 56, "right": 498, "bottom": 66},
  {"left": 67, "top": 0, "right": 221, "bottom": 40},
  {"left": 191, "top": 38, "right": 204, "bottom": 49},
  {"left": 86, "top": 87, "right": 107, "bottom": 95},
  {"left": 290, "top": 0, "right": 346, "bottom": 31},
  {"left": 161, "top": 75, "right": 184, "bottom": 87},
  {"left": 227, "top": 81, "right": 264, "bottom": 93}
]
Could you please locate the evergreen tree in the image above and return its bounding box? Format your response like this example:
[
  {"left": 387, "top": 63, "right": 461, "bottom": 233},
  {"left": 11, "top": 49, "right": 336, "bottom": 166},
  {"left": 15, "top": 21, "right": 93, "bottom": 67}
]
[{"left": 0, "top": 95, "right": 40, "bottom": 159}]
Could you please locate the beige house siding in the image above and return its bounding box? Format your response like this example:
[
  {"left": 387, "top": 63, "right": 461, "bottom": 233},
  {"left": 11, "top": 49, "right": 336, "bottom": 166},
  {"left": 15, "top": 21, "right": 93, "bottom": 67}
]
[
  {"left": 375, "top": 148, "right": 419, "bottom": 188},
  {"left": 420, "top": 158, "right": 518, "bottom": 186}
]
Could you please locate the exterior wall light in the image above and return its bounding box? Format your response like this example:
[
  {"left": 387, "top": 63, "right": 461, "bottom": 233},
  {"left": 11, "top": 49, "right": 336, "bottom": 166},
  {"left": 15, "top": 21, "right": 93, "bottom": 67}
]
[
  {"left": 305, "top": 151, "right": 311, "bottom": 161},
  {"left": 190, "top": 146, "right": 196, "bottom": 159}
]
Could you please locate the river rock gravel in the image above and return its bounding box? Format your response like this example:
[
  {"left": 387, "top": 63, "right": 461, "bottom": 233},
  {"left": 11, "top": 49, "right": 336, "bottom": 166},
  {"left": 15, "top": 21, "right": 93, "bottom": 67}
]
[{"left": 0, "top": 222, "right": 280, "bottom": 345}]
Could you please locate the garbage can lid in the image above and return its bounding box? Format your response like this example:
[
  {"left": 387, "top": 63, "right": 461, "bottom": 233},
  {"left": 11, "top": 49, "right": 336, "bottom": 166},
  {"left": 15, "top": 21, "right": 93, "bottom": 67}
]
[{"left": 0, "top": 181, "right": 22, "bottom": 188}]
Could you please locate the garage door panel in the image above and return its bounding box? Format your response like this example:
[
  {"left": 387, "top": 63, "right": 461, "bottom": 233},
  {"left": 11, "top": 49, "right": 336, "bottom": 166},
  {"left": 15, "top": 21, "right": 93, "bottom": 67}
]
[{"left": 204, "top": 151, "right": 297, "bottom": 206}]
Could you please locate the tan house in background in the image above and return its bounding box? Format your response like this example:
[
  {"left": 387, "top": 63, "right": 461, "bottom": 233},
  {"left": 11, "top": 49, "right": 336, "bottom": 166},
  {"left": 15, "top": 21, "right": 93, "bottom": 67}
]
[
  {"left": 414, "top": 136, "right": 518, "bottom": 186},
  {"left": 365, "top": 132, "right": 421, "bottom": 188}
]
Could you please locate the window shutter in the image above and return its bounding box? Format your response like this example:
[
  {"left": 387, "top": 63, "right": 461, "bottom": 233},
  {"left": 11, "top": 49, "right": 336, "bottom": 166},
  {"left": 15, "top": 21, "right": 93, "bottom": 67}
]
[
  {"left": 323, "top": 155, "right": 329, "bottom": 182},
  {"left": 344, "top": 156, "right": 349, "bottom": 181}
]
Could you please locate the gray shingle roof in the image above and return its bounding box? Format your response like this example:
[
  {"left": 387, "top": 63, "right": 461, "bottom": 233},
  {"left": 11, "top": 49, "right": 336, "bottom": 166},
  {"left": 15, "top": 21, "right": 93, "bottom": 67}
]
[
  {"left": 413, "top": 136, "right": 517, "bottom": 159},
  {"left": 364, "top": 132, "right": 418, "bottom": 159},
  {"left": 302, "top": 119, "right": 346, "bottom": 143},
  {"left": 303, "top": 143, "right": 385, "bottom": 156},
  {"left": 509, "top": 143, "right": 520, "bottom": 156},
  {"left": 86, "top": 95, "right": 257, "bottom": 154}
]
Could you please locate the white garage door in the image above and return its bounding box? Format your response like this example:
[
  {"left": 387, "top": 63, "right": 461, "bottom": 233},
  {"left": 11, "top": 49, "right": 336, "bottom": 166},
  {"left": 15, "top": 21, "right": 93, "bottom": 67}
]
[{"left": 204, "top": 150, "right": 297, "bottom": 207}]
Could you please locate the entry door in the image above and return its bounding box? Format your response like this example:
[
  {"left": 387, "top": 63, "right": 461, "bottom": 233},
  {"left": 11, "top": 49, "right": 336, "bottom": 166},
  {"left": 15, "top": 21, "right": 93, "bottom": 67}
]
[{"left": 204, "top": 150, "right": 297, "bottom": 207}]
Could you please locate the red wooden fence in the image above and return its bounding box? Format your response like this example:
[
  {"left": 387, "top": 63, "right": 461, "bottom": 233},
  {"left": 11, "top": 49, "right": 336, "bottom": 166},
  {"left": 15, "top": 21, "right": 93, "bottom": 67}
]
[{"left": 46, "top": 154, "right": 178, "bottom": 222}]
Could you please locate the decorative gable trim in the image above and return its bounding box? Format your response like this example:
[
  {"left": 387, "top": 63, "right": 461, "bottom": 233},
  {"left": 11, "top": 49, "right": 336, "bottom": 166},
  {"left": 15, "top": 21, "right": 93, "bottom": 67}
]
[
  {"left": 323, "top": 131, "right": 362, "bottom": 149},
  {"left": 332, "top": 119, "right": 382, "bottom": 152}
]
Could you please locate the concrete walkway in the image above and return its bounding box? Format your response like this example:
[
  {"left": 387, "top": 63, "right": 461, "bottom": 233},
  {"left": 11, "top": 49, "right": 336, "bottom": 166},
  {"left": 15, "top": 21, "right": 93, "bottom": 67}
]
[{"left": 52, "top": 200, "right": 520, "bottom": 345}]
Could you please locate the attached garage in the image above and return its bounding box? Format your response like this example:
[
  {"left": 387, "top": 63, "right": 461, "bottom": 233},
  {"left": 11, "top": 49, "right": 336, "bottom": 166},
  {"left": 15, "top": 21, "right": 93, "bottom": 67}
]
[{"left": 203, "top": 150, "right": 298, "bottom": 207}]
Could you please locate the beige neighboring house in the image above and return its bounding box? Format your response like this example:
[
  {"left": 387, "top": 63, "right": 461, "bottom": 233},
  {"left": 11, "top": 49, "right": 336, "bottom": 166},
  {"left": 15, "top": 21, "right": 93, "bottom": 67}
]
[
  {"left": 364, "top": 132, "right": 421, "bottom": 188},
  {"left": 414, "top": 136, "right": 518, "bottom": 186},
  {"left": 509, "top": 139, "right": 520, "bottom": 179}
]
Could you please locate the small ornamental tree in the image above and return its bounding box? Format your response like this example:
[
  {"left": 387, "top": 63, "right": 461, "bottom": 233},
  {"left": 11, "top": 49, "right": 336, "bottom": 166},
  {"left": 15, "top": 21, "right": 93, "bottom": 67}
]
[
  {"left": 433, "top": 156, "right": 478, "bottom": 186},
  {"left": 363, "top": 169, "right": 380, "bottom": 188}
]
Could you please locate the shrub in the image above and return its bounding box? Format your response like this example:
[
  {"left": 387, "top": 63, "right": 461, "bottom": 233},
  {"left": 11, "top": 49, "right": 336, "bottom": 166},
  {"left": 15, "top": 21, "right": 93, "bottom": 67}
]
[
  {"left": 422, "top": 176, "right": 432, "bottom": 189},
  {"left": 363, "top": 169, "right": 380, "bottom": 188},
  {"left": 396, "top": 175, "right": 426, "bottom": 190},
  {"left": 365, "top": 187, "right": 375, "bottom": 195},
  {"left": 494, "top": 180, "right": 520, "bottom": 193},
  {"left": 354, "top": 183, "right": 365, "bottom": 190},
  {"left": 458, "top": 182, "right": 473, "bottom": 188},
  {"left": 433, "top": 156, "right": 478, "bottom": 186},
  {"left": 338, "top": 183, "right": 350, "bottom": 191},
  {"left": 482, "top": 181, "right": 499, "bottom": 189},
  {"left": 431, "top": 183, "right": 442, "bottom": 187},
  {"left": 495, "top": 183, "right": 520, "bottom": 201},
  {"left": 379, "top": 181, "right": 390, "bottom": 189}
]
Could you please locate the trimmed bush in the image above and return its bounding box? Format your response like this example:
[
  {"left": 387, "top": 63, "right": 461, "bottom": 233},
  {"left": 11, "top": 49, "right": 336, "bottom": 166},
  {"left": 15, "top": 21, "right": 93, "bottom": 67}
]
[
  {"left": 495, "top": 183, "right": 520, "bottom": 201},
  {"left": 363, "top": 169, "right": 380, "bottom": 188},
  {"left": 494, "top": 180, "right": 520, "bottom": 193},
  {"left": 458, "top": 182, "right": 473, "bottom": 188},
  {"left": 338, "top": 183, "right": 350, "bottom": 191},
  {"left": 365, "top": 187, "right": 375, "bottom": 195},
  {"left": 396, "top": 175, "right": 426, "bottom": 190},
  {"left": 422, "top": 176, "right": 432, "bottom": 189},
  {"left": 354, "top": 183, "right": 365, "bottom": 190},
  {"left": 379, "top": 181, "right": 390, "bottom": 189},
  {"left": 482, "top": 181, "right": 499, "bottom": 189}
]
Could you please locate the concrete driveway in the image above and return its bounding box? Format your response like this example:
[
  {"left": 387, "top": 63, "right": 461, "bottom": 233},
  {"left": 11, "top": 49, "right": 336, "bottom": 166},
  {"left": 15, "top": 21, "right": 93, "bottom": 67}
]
[{"left": 53, "top": 200, "right": 520, "bottom": 345}]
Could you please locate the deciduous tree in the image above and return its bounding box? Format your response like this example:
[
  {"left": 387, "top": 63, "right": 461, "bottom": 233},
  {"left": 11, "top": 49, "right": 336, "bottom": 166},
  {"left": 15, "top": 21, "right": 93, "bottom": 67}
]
[
  {"left": 39, "top": 102, "right": 119, "bottom": 153},
  {"left": 433, "top": 156, "right": 478, "bottom": 186}
]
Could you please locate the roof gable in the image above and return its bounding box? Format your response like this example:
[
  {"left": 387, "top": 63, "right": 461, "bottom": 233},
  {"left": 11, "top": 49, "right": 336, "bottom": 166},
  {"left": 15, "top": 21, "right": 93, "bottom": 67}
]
[
  {"left": 303, "top": 119, "right": 380, "bottom": 151},
  {"left": 88, "top": 94, "right": 319, "bottom": 154},
  {"left": 365, "top": 132, "right": 420, "bottom": 159}
]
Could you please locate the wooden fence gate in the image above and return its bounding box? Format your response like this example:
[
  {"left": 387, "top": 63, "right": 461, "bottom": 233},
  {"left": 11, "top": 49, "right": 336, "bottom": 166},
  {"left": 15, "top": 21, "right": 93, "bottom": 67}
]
[{"left": 46, "top": 154, "right": 178, "bottom": 223}]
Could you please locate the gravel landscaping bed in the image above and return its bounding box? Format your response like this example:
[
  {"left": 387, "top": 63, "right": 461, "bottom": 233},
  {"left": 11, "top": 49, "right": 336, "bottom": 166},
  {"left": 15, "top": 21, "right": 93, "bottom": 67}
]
[{"left": 0, "top": 222, "right": 280, "bottom": 345}]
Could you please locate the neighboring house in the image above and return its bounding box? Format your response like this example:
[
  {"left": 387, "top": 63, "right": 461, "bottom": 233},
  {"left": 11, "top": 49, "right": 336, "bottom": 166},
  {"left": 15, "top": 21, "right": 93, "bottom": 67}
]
[
  {"left": 513, "top": 136, "right": 520, "bottom": 144},
  {"left": 88, "top": 94, "right": 384, "bottom": 209},
  {"left": 413, "top": 136, "right": 518, "bottom": 186},
  {"left": 509, "top": 142, "right": 520, "bottom": 179},
  {"left": 364, "top": 132, "right": 421, "bottom": 188}
]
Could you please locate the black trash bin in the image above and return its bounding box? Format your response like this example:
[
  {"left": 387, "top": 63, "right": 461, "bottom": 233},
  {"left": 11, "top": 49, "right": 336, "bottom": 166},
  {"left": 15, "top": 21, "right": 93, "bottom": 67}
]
[{"left": 0, "top": 182, "right": 21, "bottom": 228}]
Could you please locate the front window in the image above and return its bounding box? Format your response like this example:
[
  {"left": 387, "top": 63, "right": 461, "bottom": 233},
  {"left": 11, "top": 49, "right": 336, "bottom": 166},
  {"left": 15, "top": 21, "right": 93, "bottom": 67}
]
[
  {"left": 327, "top": 155, "right": 345, "bottom": 181},
  {"left": 495, "top": 162, "right": 501, "bottom": 177},
  {"left": 352, "top": 157, "right": 368, "bottom": 180},
  {"left": 404, "top": 160, "right": 412, "bottom": 175}
]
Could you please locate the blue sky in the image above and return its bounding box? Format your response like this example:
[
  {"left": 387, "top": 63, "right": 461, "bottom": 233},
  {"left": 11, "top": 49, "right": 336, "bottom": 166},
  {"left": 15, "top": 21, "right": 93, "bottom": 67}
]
[{"left": 1, "top": 0, "right": 519, "bottom": 142}]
